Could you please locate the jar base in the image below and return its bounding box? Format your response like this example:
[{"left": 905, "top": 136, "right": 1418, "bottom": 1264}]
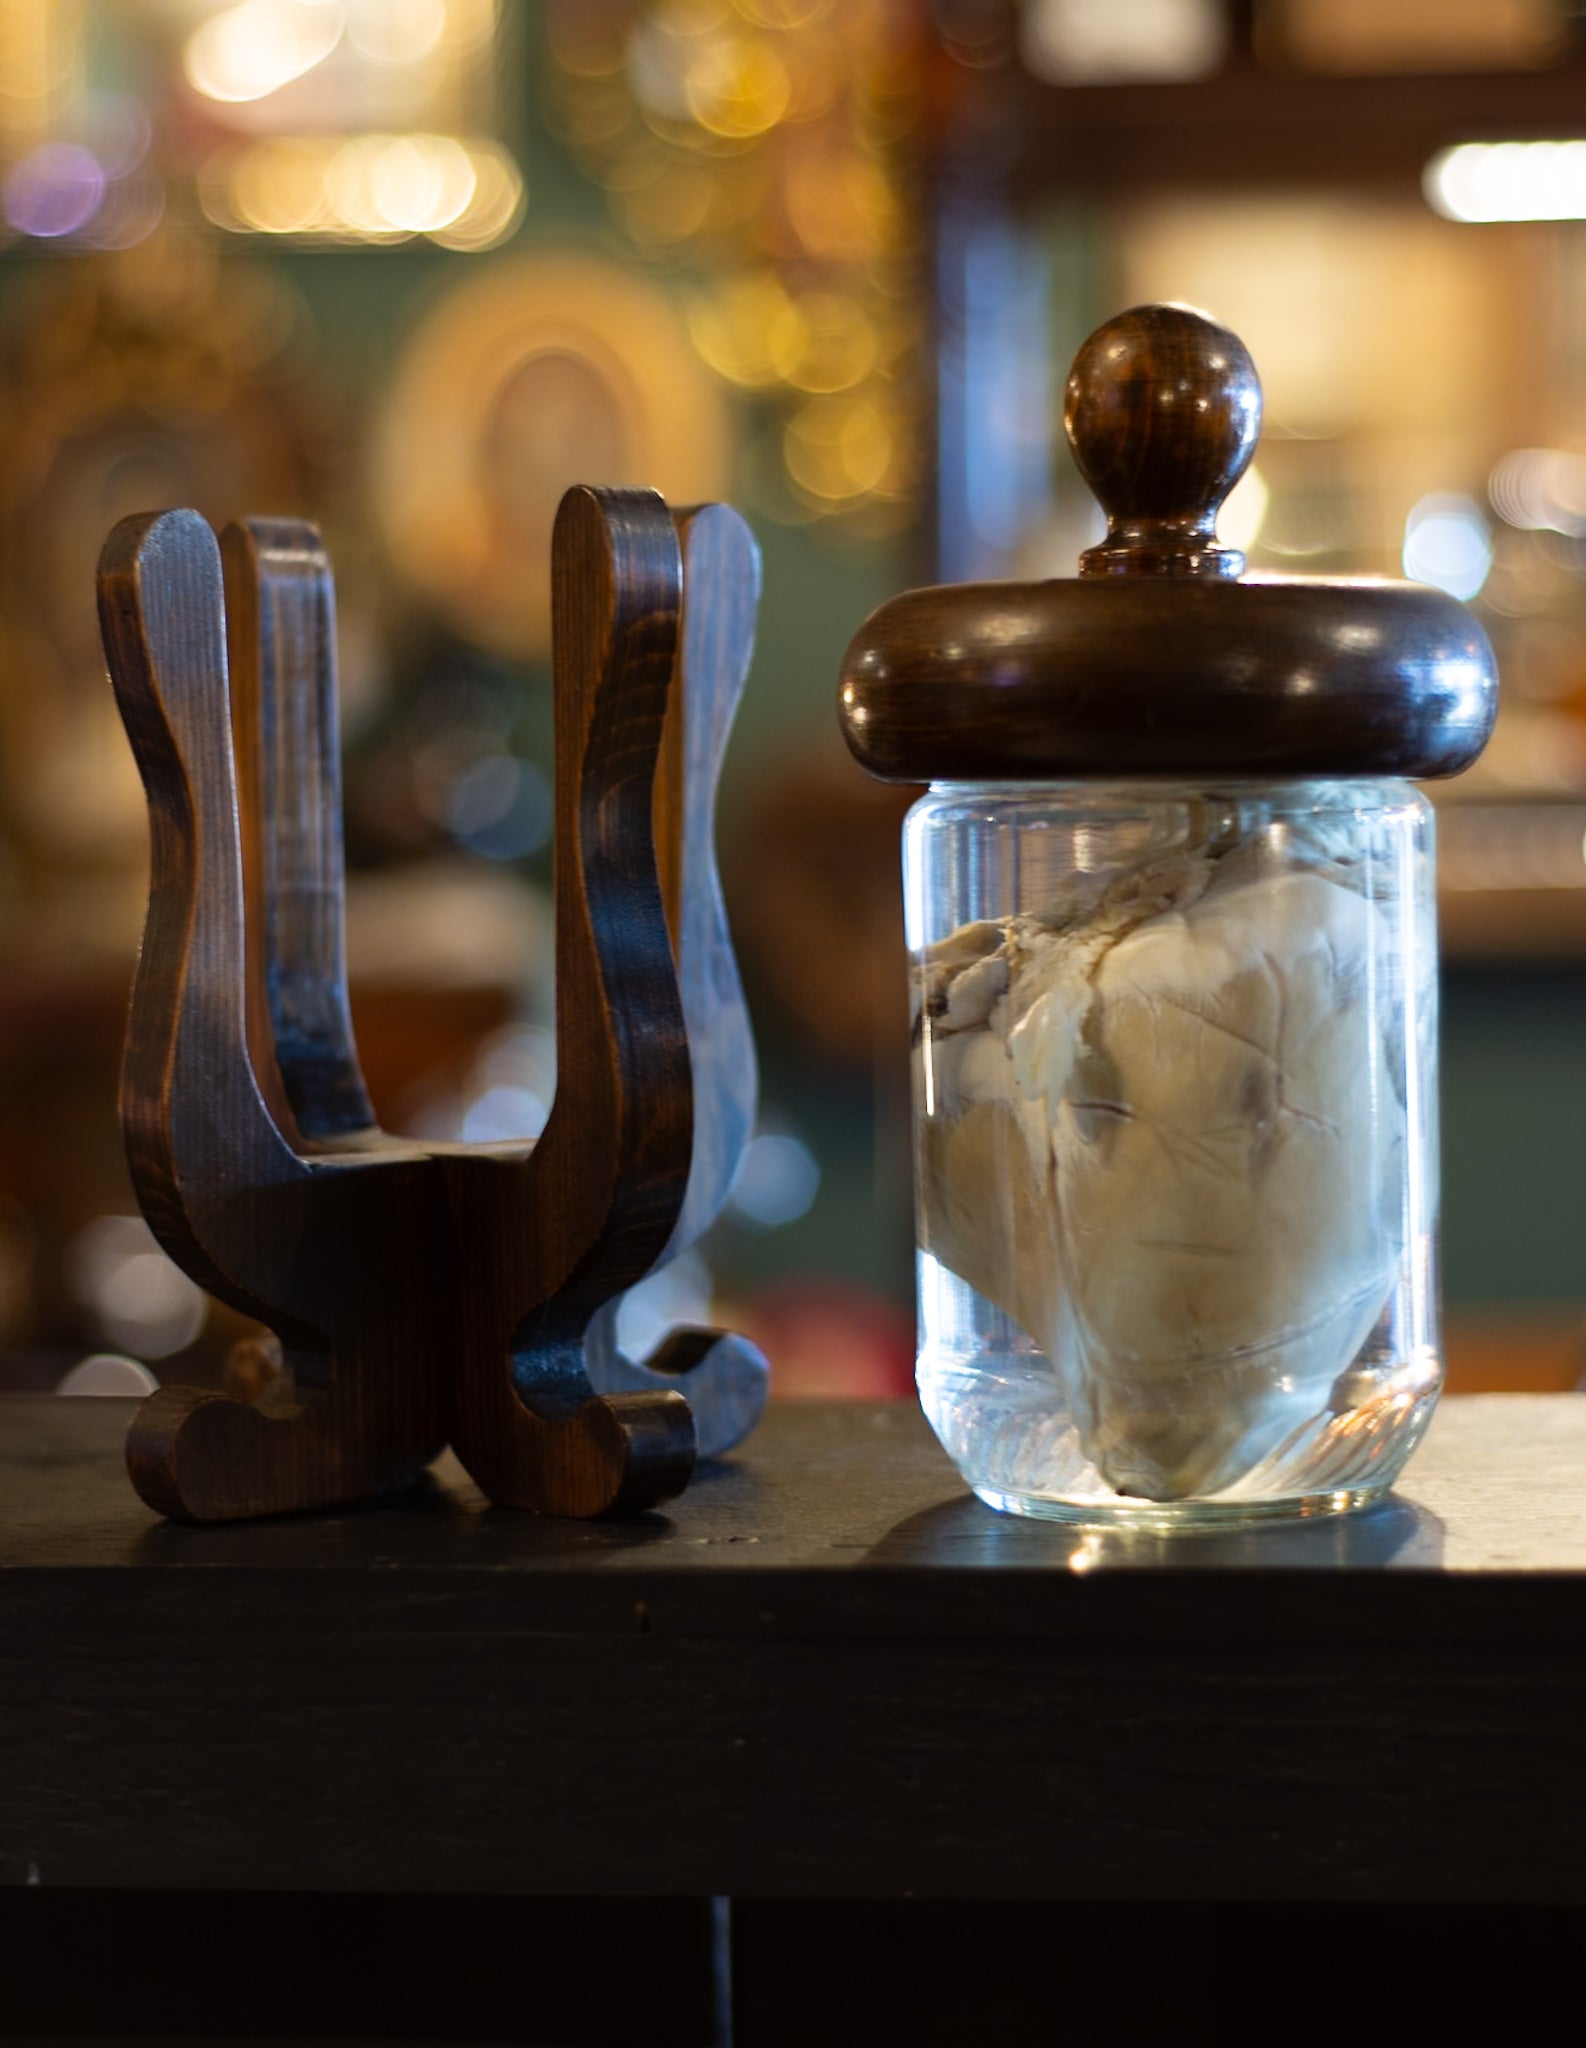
[{"left": 970, "top": 1479, "right": 1395, "bottom": 1531}]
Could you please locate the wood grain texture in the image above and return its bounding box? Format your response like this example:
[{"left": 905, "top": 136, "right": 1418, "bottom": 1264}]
[
  {"left": 441, "top": 485, "right": 698, "bottom": 1513},
  {"left": 102, "top": 488, "right": 760, "bottom": 1522},
  {"left": 1066, "top": 304, "right": 1259, "bottom": 581},
  {"left": 100, "top": 510, "right": 445, "bottom": 1522},
  {"left": 8, "top": 1395, "right": 1586, "bottom": 1905},
  {"left": 839, "top": 574, "right": 1499, "bottom": 781},
  {"left": 222, "top": 516, "right": 377, "bottom": 1147},
  {"left": 586, "top": 502, "right": 769, "bottom": 1458},
  {"left": 227, "top": 500, "right": 694, "bottom": 1510},
  {"left": 839, "top": 301, "right": 1499, "bottom": 783}
]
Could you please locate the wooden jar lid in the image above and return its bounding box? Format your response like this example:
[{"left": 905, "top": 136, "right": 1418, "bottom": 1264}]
[{"left": 839, "top": 303, "right": 1498, "bottom": 783}]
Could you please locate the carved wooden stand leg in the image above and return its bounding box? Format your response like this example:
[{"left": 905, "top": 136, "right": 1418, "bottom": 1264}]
[
  {"left": 441, "top": 487, "right": 699, "bottom": 1513},
  {"left": 583, "top": 503, "right": 770, "bottom": 1458},
  {"left": 100, "top": 510, "right": 444, "bottom": 1522}
]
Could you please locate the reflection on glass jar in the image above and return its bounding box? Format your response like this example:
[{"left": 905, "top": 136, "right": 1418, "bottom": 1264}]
[{"left": 906, "top": 778, "right": 1440, "bottom": 1526}]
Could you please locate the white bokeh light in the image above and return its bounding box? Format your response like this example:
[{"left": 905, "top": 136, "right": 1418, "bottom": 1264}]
[{"left": 1403, "top": 494, "right": 1492, "bottom": 602}]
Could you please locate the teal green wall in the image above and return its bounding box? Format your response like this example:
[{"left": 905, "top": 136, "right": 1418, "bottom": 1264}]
[{"left": 1442, "top": 968, "right": 1586, "bottom": 1306}]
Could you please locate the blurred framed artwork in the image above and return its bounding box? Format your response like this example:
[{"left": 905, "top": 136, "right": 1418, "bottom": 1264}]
[{"left": 372, "top": 251, "right": 732, "bottom": 659}]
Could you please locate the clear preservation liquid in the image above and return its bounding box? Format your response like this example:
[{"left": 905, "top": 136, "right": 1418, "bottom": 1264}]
[{"left": 906, "top": 779, "right": 1441, "bottom": 1527}]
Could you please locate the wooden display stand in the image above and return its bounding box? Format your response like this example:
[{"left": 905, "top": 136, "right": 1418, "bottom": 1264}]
[{"left": 97, "top": 486, "right": 767, "bottom": 1523}]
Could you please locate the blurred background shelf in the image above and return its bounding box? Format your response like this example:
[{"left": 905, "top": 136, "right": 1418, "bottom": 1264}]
[{"left": 0, "top": 1, "right": 1584, "bottom": 1403}]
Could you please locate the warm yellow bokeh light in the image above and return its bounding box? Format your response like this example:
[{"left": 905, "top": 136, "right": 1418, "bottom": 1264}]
[
  {"left": 344, "top": 0, "right": 447, "bottom": 68},
  {"left": 784, "top": 393, "right": 896, "bottom": 502},
  {"left": 659, "top": 0, "right": 733, "bottom": 34},
  {"left": 780, "top": 46, "right": 842, "bottom": 124},
  {"left": 785, "top": 153, "right": 894, "bottom": 259},
  {"left": 324, "top": 134, "right": 395, "bottom": 233},
  {"left": 687, "top": 272, "right": 806, "bottom": 386},
  {"left": 732, "top": 0, "right": 834, "bottom": 27},
  {"left": 206, "top": 130, "right": 522, "bottom": 247},
  {"left": 837, "top": 399, "right": 894, "bottom": 492},
  {"left": 227, "top": 137, "right": 335, "bottom": 232},
  {"left": 0, "top": 0, "right": 86, "bottom": 136},
  {"left": 622, "top": 163, "right": 714, "bottom": 244},
  {"left": 549, "top": 0, "right": 915, "bottom": 522},
  {"left": 772, "top": 292, "right": 879, "bottom": 392},
  {"left": 604, "top": 143, "right": 669, "bottom": 194},
  {"left": 686, "top": 36, "right": 792, "bottom": 137},
  {"left": 430, "top": 143, "right": 525, "bottom": 249},
  {"left": 438, "top": 0, "right": 498, "bottom": 56},
  {"left": 370, "top": 133, "right": 476, "bottom": 231},
  {"left": 546, "top": 10, "right": 628, "bottom": 80},
  {"left": 561, "top": 84, "right": 632, "bottom": 147},
  {"left": 184, "top": 0, "right": 343, "bottom": 106}
]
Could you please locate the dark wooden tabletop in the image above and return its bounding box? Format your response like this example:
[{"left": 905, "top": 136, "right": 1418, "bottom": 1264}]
[{"left": 5, "top": 1393, "right": 1586, "bottom": 1905}]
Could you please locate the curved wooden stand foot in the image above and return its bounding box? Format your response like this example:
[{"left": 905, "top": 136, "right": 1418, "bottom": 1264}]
[
  {"left": 453, "top": 1375, "right": 696, "bottom": 1517},
  {"left": 125, "top": 1378, "right": 428, "bottom": 1524},
  {"left": 585, "top": 1311, "right": 770, "bottom": 1461}
]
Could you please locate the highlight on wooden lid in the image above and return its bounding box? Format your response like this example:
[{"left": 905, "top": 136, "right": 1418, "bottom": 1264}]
[{"left": 839, "top": 302, "right": 1498, "bottom": 784}]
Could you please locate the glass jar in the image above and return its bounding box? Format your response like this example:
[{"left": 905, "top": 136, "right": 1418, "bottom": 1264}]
[
  {"left": 905, "top": 777, "right": 1438, "bottom": 1526},
  {"left": 838, "top": 300, "right": 1497, "bottom": 1528}
]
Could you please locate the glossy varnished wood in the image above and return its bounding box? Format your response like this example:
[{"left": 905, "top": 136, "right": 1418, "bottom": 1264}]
[
  {"left": 226, "top": 506, "right": 768, "bottom": 1472},
  {"left": 100, "top": 510, "right": 444, "bottom": 1521},
  {"left": 441, "top": 486, "right": 697, "bottom": 1514},
  {"left": 223, "top": 516, "right": 377, "bottom": 1147},
  {"left": 840, "top": 303, "right": 1499, "bottom": 783},
  {"left": 6, "top": 1394, "right": 1586, "bottom": 1904},
  {"left": 586, "top": 503, "right": 769, "bottom": 1457},
  {"left": 102, "top": 487, "right": 764, "bottom": 1523},
  {"left": 840, "top": 572, "right": 1498, "bottom": 781},
  {"left": 1068, "top": 304, "right": 1259, "bottom": 580}
]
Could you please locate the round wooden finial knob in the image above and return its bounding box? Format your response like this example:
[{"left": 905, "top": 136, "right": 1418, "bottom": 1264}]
[{"left": 1065, "top": 303, "right": 1261, "bottom": 580}]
